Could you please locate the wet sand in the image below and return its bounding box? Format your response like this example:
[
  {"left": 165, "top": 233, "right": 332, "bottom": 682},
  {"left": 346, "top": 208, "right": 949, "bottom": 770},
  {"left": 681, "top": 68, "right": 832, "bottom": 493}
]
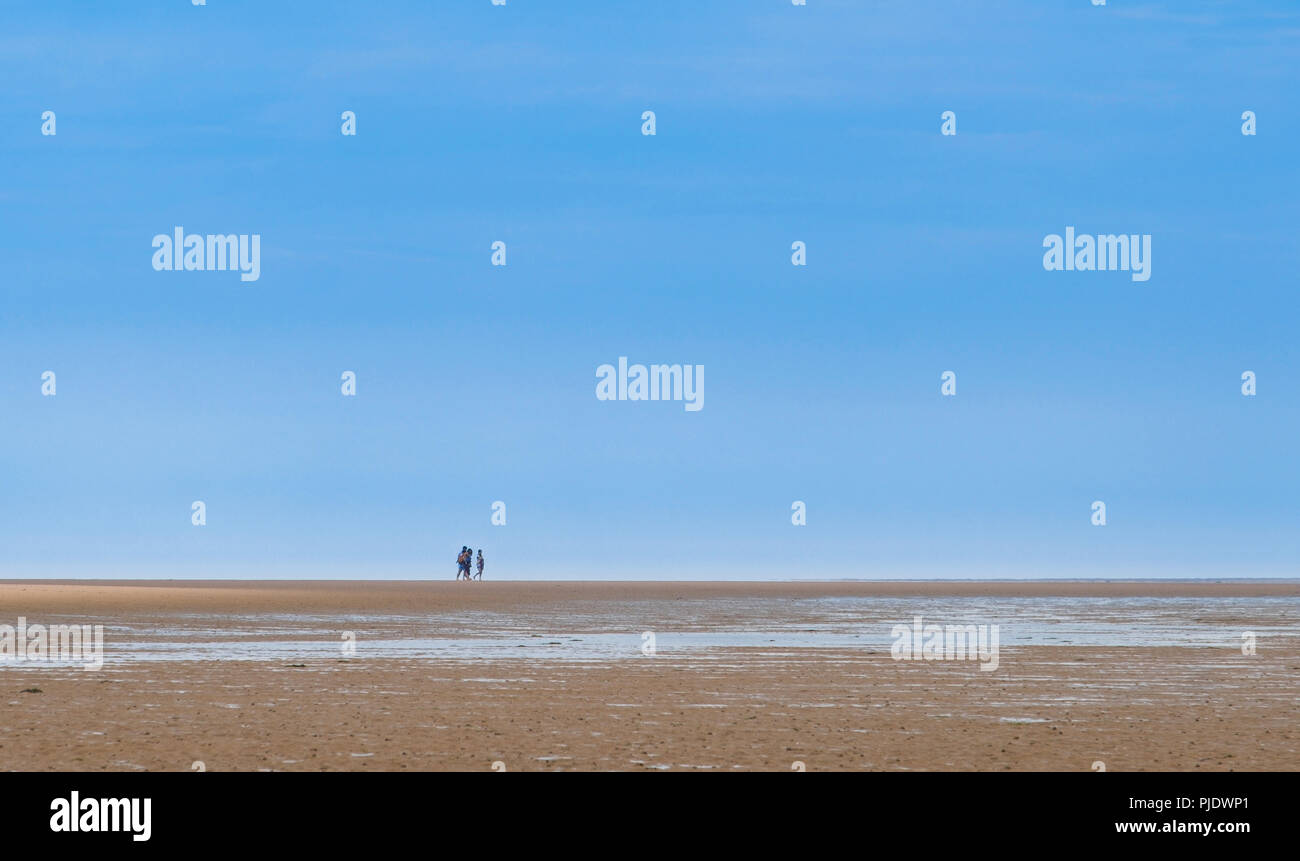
[{"left": 1, "top": 581, "right": 1296, "bottom": 771}]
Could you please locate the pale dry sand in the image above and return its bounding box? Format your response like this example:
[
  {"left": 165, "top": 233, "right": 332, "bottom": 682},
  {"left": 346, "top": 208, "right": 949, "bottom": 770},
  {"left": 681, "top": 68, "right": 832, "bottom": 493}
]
[
  {"left": 0, "top": 581, "right": 1296, "bottom": 771},
  {"left": 3, "top": 579, "right": 1297, "bottom": 614}
]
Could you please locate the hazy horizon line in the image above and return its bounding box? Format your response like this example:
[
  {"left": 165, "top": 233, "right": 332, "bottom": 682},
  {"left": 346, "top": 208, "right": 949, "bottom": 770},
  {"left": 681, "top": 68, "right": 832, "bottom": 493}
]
[{"left": 3, "top": 576, "right": 1297, "bottom": 584}]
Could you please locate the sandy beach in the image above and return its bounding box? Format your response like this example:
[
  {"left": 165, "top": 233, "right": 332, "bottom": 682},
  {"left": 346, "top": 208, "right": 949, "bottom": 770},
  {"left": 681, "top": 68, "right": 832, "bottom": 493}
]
[{"left": 1, "top": 580, "right": 1296, "bottom": 771}]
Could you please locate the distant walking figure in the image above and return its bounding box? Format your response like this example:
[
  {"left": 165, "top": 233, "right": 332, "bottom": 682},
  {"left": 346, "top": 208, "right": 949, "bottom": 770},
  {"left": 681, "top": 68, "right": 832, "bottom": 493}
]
[
  {"left": 456, "top": 546, "right": 471, "bottom": 580},
  {"left": 475, "top": 550, "right": 484, "bottom": 580}
]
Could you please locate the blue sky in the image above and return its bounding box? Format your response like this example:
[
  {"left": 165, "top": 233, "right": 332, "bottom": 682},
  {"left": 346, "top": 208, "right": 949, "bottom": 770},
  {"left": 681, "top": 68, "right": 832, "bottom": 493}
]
[{"left": 1, "top": 1, "right": 1296, "bottom": 579}]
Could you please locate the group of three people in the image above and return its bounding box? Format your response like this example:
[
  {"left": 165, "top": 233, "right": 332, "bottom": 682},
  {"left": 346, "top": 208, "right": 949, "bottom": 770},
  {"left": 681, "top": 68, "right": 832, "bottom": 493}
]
[{"left": 457, "top": 546, "right": 483, "bottom": 580}]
